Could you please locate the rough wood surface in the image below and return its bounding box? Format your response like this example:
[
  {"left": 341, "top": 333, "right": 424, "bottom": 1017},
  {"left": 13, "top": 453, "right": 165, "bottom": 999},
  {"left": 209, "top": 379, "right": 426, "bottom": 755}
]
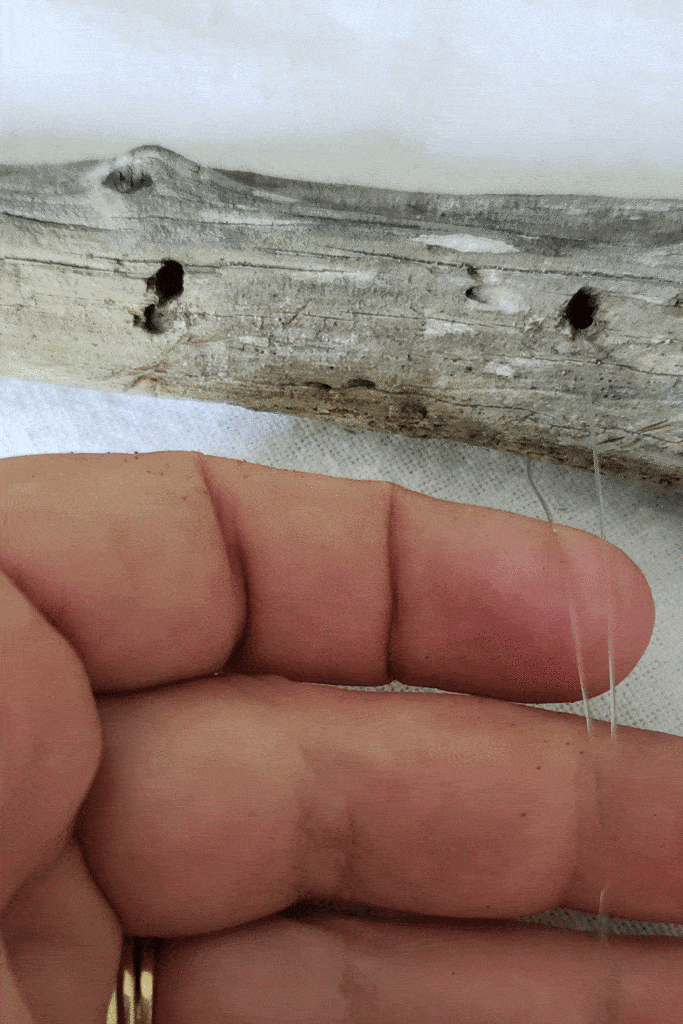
[{"left": 1, "top": 145, "right": 682, "bottom": 491}]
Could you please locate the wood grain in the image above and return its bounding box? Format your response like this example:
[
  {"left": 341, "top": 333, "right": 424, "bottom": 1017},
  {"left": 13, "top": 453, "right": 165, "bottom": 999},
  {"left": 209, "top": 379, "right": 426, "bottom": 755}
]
[{"left": 1, "top": 145, "right": 682, "bottom": 491}]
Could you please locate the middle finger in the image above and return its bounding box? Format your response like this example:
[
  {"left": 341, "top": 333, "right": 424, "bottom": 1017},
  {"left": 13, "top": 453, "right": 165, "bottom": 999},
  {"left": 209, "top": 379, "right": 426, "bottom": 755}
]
[{"left": 76, "top": 675, "right": 683, "bottom": 937}]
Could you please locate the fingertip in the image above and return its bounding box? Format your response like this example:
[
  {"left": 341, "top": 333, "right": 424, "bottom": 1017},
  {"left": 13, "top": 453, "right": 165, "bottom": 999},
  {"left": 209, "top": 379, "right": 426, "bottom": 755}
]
[{"left": 554, "top": 526, "right": 655, "bottom": 700}]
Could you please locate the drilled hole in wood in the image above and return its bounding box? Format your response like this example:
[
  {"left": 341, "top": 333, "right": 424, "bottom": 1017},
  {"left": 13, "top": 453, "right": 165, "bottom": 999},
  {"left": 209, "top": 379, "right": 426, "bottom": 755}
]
[
  {"left": 564, "top": 287, "right": 599, "bottom": 331},
  {"left": 133, "top": 303, "right": 159, "bottom": 333},
  {"left": 147, "top": 260, "right": 184, "bottom": 304},
  {"left": 133, "top": 260, "right": 184, "bottom": 332}
]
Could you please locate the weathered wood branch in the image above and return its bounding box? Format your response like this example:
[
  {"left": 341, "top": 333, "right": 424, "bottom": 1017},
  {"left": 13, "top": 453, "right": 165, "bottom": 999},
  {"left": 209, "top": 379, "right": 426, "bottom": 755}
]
[{"left": 1, "top": 145, "right": 682, "bottom": 490}]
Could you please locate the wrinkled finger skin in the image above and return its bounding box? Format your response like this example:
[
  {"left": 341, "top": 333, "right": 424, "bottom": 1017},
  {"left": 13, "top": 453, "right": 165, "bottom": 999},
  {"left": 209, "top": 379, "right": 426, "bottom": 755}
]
[
  {"left": 152, "top": 912, "right": 683, "bottom": 1024},
  {"left": 77, "top": 673, "right": 683, "bottom": 937},
  {"left": 1, "top": 451, "right": 679, "bottom": 1024},
  {"left": 0, "top": 452, "right": 653, "bottom": 700}
]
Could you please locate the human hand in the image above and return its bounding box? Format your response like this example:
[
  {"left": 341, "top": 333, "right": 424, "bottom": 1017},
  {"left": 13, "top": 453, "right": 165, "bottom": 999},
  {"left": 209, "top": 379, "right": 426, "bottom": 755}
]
[{"left": 1, "top": 452, "right": 680, "bottom": 1023}]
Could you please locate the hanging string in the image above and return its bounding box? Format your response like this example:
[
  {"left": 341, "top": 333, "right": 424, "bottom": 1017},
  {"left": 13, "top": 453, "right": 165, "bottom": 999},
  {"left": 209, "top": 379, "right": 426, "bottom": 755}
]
[{"left": 528, "top": 284, "right": 617, "bottom": 944}]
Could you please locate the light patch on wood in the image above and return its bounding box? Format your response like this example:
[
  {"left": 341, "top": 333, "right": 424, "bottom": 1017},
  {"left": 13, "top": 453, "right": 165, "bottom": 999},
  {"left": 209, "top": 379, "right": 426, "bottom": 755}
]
[
  {"left": 483, "top": 361, "right": 516, "bottom": 378},
  {"left": 413, "top": 233, "right": 518, "bottom": 252}
]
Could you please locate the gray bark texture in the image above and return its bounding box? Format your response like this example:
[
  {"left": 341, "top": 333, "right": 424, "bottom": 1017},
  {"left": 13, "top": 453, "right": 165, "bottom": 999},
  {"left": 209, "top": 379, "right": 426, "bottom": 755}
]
[{"left": 2, "top": 145, "right": 682, "bottom": 491}]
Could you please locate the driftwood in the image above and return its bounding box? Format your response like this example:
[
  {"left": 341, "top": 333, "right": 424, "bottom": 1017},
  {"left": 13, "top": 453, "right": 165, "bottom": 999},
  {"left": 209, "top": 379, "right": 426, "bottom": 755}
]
[{"left": 1, "top": 144, "right": 682, "bottom": 491}]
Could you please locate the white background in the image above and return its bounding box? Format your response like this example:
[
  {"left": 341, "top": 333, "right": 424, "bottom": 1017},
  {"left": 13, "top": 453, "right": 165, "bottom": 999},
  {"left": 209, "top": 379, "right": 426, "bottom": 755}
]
[
  {"left": 2, "top": 0, "right": 683, "bottom": 196},
  {"left": 1, "top": 0, "right": 682, "bottom": 938}
]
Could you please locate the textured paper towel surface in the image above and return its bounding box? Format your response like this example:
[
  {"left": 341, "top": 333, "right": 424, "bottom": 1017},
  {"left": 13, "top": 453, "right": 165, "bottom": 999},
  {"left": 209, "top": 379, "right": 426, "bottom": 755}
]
[{"left": 1, "top": 376, "right": 681, "bottom": 938}]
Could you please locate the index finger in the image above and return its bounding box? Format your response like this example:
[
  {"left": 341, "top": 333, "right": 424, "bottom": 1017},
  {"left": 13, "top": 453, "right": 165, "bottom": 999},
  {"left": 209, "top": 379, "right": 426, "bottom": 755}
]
[{"left": 0, "top": 451, "right": 654, "bottom": 700}]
